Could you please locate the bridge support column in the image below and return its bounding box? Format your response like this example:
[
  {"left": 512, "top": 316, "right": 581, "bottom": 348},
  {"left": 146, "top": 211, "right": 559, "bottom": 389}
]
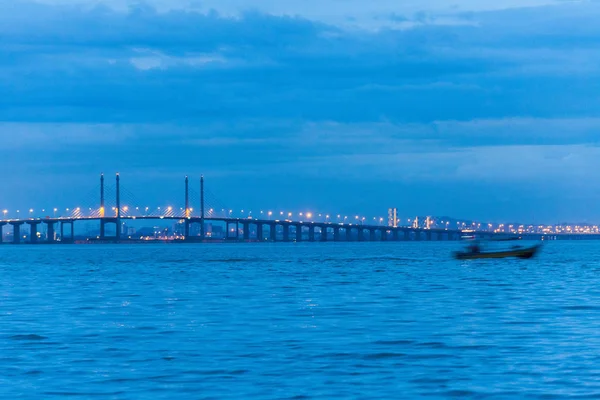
[
  {"left": 334, "top": 227, "right": 340, "bottom": 241},
  {"left": 71, "top": 222, "right": 75, "bottom": 241},
  {"left": 116, "top": 173, "right": 121, "bottom": 242},
  {"left": 404, "top": 230, "right": 411, "bottom": 241},
  {"left": 296, "top": 225, "right": 302, "bottom": 242},
  {"left": 236, "top": 222, "right": 240, "bottom": 240},
  {"left": 346, "top": 228, "right": 352, "bottom": 241},
  {"left": 270, "top": 224, "right": 277, "bottom": 242},
  {"left": 283, "top": 225, "right": 290, "bottom": 242},
  {"left": 257, "top": 224, "right": 263, "bottom": 241},
  {"left": 184, "top": 220, "right": 190, "bottom": 239},
  {"left": 381, "top": 229, "right": 387, "bottom": 241},
  {"left": 47, "top": 222, "right": 55, "bottom": 242},
  {"left": 0, "top": 223, "right": 4, "bottom": 243},
  {"left": 242, "top": 222, "right": 250, "bottom": 241},
  {"left": 60, "top": 222, "right": 64, "bottom": 241},
  {"left": 392, "top": 230, "right": 399, "bottom": 241},
  {"left": 12, "top": 223, "right": 22, "bottom": 244},
  {"left": 308, "top": 226, "right": 315, "bottom": 242},
  {"left": 28, "top": 223, "right": 39, "bottom": 243},
  {"left": 320, "top": 227, "right": 328, "bottom": 242},
  {"left": 100, "top": 220, "right": 105, "bottom": 239},
  {"left": 426, "top": 231, "right": 432, "bottom": 241},
  {"left": 370, "top": 229, "right": 376, "bottom": 241}
]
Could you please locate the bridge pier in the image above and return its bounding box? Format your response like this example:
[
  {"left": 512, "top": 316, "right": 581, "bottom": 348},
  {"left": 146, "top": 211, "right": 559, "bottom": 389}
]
[
  {"left": 11, "top": 222, "right": 23, "bottom": 244},
  {"left": 346, "top": 228, "right": 352, "bottom": 241},
  {"left": 0, "top": 222, "right": 5, "bottom": 243},
  {"left": 294, "top": 225, "right": 302, "bottom": 242},
  {"left": 358, "top": 228, "right": 365, "bottom": 242},
  {"left": 334, "top": 227, "right": 341, "bottom": 242},
  {"left": 308, "top": 225, "right": 315, "bottom": 242},
  {"left": 270, "top": 224, "right": 277, "bottom": 242},
  {"left": 184, "top": 220, "right": 190, "bottom": 239},
  {"left": 183, "top": 220, "right": 196, "bottom": 242},
  {"left": 369, "top": 229, "right": 376, "bottom": 241},
  {"left": 320, "top": 226, "right": 328, "bottom": 242},
  {"left": 27, "top": 222, "right": 41, "bottom": 243},
  {"left": 46, "top": 221, "right": 55, "bottom": 242},
  {"left": 381, "top": 229, "right": 388, "bottom": 241},
  {"left": 283, "top": 225, "right": 290, "bottom": 242},
  {"left": 60, "top": 221, "right": 75, "bottom": 243},
  {"left": 257, "top": 224, "right": 263, "bottom": 241},
  {"left": 242, "top": 221, "right": 250, "bottom": 241},
  {"left": 426, "top": 231, "right": 433, "bottom": 241}
]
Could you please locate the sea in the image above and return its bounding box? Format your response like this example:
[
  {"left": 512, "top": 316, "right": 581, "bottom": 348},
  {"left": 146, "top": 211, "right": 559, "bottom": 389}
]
[{"left": 2, "top": 241, "right": 600, "bottom": 399}]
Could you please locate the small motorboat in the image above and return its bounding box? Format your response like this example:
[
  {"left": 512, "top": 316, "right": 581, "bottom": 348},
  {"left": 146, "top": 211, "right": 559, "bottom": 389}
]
[{"left": 453, "top": 237, "right": 542, "bottom": 260}]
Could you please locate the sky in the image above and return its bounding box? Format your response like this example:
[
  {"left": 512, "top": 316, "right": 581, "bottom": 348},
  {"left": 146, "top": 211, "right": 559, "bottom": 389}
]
[{"left": 1, "top": 0, "right": 600, "bottom": 223}]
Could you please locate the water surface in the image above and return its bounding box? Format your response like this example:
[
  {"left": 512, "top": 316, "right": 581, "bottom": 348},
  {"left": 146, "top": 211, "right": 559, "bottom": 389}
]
[{"left": 2, "top": 242, "right": 600, "bottom": 399}]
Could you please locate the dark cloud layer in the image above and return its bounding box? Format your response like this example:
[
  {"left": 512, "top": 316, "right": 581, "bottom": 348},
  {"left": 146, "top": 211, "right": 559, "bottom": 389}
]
[{"left": 1, "top": 1, "right": 600, "bottom": 221}]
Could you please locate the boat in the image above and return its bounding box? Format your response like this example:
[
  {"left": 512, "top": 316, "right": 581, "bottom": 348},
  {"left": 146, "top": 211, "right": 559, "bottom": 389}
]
[{"left": 453, "top": 237, "right": 542, "bottom": 260}]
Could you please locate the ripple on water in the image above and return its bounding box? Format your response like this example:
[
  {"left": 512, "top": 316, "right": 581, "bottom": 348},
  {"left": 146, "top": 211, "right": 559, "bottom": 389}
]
[
  {"left": 3, "top": 242, "right": 600, "bottom": 399},
  {"left": 9, "top": 334, "right": 48, "bottom": 341}
]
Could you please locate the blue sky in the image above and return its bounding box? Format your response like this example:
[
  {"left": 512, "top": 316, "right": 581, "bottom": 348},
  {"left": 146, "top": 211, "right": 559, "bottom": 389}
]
[{"left": 1, "top": 0, "right": 600, "bottom": 222}]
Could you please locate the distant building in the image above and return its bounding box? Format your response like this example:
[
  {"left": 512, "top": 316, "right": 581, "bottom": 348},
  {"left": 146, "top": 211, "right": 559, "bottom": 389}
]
[{"left": 388, "top": 208, "right": 398, "bottom": 228}]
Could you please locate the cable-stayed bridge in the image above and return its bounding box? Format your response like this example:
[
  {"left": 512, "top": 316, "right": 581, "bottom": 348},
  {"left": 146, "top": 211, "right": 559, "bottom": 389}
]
[{"left": 0, "top": 174, "right": 586, "bottom": 244}]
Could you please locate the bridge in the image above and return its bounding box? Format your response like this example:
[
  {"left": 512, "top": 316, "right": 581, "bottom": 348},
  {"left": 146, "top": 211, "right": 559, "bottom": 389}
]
[{"left": 0, "top": 174, "right": 594, "bottom": 244}]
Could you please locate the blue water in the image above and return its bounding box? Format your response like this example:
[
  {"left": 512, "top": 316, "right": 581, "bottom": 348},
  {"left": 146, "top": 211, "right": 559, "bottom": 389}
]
[{"left": 2, "top": 242, "right": 600, "bottom": 399}]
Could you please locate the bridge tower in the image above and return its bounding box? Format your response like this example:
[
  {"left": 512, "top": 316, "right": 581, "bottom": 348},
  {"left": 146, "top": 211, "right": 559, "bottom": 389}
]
[
  {"left": 100, "top": 173, "right": 105, "bottom": 239},
  {"left": 184, "top": 176, "right": 190, "bottom": 238},
  {"left": 200, "top": 175, "right": 205, "bottom": 240},
  {"left": 116, "top": 173, "right": 121, "bottom": 241}
]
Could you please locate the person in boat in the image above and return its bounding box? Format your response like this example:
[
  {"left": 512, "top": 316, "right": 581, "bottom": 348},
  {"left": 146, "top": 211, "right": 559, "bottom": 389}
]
[{"left": 468, "top": 242, "right": 481, "bottom": 254}]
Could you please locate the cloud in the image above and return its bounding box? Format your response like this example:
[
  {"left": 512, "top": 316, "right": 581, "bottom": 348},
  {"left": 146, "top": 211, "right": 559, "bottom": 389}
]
[
  {"left": 2, "top": 1, "right": 600, "bottom": 220},
  {"left": 27, "top": 0, "right": 564, "bottom": 28},
  {"left": 2, "top": 1, "right": 600, "bottom": 127}
]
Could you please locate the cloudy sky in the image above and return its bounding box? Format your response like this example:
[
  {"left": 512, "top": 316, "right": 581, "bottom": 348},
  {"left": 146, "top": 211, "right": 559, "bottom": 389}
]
[{"left": 1, "top": 0, "right": 600, "bottom": 222}]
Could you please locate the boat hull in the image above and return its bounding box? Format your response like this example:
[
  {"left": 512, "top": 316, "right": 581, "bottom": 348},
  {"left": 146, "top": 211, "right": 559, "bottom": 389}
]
[{"left": 454, "top": 244, "right": 541, "bottom": 260}]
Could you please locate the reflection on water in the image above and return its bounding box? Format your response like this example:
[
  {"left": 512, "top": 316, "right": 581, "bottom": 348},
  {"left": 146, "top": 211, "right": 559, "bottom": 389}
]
[{"left": 2, "top": 242, "right": 600, "bottom": 398}]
